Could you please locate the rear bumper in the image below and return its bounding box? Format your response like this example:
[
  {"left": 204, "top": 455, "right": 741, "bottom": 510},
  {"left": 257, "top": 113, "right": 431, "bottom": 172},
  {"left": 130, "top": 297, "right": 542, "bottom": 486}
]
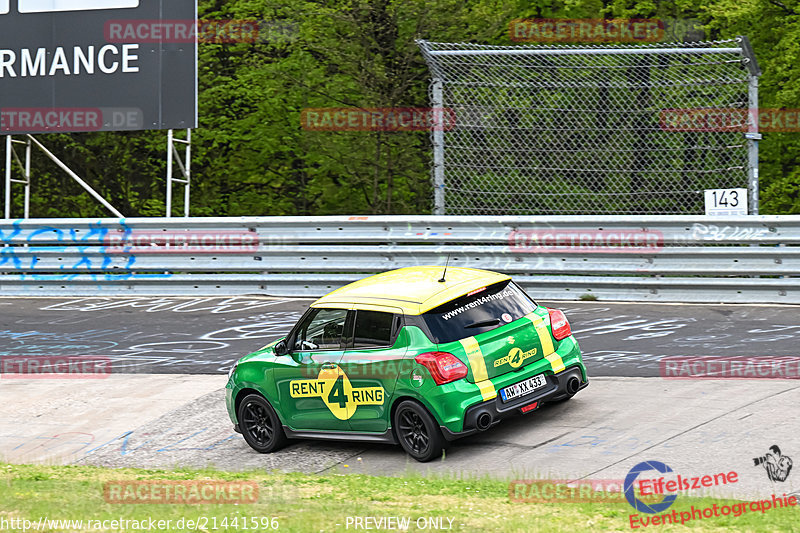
[
  {"left": 418, "top": 335, "right": 585, "bottom": 437},
  {"left": 441, "top": 364, "right": 587, "bottom": 442}
]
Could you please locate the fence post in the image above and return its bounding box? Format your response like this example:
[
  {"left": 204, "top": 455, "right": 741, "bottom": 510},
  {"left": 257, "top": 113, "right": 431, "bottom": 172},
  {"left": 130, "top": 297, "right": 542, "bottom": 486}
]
[
  {"left": 432, "top": 79, "right": 445, "bottom": 215},
  {"left": 740, "top": 36, "right": 761, "bottom": 215},
  {"left": 747, "top": 74, "right": 760, "bottom": 215}
]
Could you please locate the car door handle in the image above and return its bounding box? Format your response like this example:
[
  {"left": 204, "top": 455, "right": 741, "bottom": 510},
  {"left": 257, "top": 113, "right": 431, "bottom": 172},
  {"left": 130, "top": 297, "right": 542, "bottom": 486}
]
[{"left": 321, "top": 362, "right": 338, "bottom": 369}]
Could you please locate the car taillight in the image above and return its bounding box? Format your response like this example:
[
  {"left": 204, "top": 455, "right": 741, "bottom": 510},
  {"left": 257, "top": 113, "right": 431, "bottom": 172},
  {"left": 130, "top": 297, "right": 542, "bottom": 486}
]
[
  {"left": 548, "top": 308, "right": 572, "bottom": 341},
  {"left": 415, "top": 351, "right": 468, "bottom": 385}
]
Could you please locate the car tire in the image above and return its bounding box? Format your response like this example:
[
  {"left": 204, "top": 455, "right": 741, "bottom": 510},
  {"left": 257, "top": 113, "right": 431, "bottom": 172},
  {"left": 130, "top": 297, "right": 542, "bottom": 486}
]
[
  {"left": 393, "top": 400, "right": 444, "bottom": 462},
  {"left": 238, "top": 394, "right": 287, "bottom": 453}
]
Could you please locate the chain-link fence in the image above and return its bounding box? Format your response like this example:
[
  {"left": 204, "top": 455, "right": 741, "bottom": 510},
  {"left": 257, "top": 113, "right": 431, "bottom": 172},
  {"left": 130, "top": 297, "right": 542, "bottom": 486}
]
[{"left": 418, "top": 38, "right": 760, "bottom": 215}]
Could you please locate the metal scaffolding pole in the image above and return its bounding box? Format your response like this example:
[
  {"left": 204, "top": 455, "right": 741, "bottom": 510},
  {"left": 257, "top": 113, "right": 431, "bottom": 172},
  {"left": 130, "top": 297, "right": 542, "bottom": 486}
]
[
  {"left": 24, "top": 137, "right": 31, "bottom": 219},
  {"left": 166, "top": 129, "right": 192, "bottom": 218},
  {"left": 427, "top": 47, "right": 743, "bottom": 57},
  {"left": 3, "top": 135, "right": 32, "bottom": 220},
  {"left": 4, "top": 136, "right": 10, "bottom": 220}
]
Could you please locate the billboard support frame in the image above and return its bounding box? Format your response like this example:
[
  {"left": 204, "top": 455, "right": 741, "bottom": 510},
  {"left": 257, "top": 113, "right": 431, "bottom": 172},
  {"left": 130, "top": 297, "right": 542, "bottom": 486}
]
[
  {"left": 3, "top": 134, "right": 124, "bottom": 219},
  {"left": 4, "top": 136, "right": 11, "bottom": 219},
  {"left": 4, "top": 135, "right": 31, "bottom": 220},
  {"left": 1, "top": 0, "right": 197, "bottom": 220},
  {"left": 3, "top": 129, "right": 195, "bottom": 220},
  {"left": 166, "top": 128, "right": 191, "bottom": 218}
]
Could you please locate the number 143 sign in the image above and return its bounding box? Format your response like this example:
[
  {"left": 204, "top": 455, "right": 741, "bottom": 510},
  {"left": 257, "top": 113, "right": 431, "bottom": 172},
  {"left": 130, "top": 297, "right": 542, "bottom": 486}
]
[{"left": 704, "top": 188, "right": 748, "bottom": 216}]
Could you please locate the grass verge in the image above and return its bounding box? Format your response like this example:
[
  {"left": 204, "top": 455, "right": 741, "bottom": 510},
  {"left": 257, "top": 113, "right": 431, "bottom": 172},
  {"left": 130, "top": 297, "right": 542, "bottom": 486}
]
[{"left": 0, "top": 463, "right": 797, "bottom": 532}]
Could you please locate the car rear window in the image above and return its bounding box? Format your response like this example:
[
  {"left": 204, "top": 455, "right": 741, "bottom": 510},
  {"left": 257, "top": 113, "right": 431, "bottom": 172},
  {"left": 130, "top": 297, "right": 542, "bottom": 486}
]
[{"left": 421, "top": 281, "right": 536, "bottom": 344}]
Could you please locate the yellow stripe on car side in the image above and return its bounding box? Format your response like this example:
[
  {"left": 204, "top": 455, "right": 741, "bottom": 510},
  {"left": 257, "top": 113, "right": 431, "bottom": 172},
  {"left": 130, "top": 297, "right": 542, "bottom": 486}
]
[
  {"left": 459, "top": 336, "right": 497, "bottom": 401},
  {"left": 525, "top": 313, "right": 565, "bottom": 374}
]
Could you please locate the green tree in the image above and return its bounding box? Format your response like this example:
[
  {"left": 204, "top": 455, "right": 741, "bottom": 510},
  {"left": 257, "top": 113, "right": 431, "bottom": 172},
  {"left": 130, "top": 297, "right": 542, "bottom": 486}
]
[
  {"left": 5, "top": 0, "right": 799, "bottom": 217},
  {"left": 703, "top": 0, "right": 800, "bottom": 213}
]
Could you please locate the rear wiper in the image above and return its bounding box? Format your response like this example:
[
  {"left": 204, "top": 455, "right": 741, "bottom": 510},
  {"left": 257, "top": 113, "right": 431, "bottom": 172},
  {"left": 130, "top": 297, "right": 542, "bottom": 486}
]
[{"left": 465, "top": 318, "right": 501, "bottom": 328}]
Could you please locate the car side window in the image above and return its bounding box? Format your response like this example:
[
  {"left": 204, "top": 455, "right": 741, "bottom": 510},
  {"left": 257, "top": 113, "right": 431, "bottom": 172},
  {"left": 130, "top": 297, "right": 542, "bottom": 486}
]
[
  {"left": 293, "top": 308, "right": 348, "bottom": 351},
  {"left": 351, "top": 310, "right": 397, "bottom": 348}
]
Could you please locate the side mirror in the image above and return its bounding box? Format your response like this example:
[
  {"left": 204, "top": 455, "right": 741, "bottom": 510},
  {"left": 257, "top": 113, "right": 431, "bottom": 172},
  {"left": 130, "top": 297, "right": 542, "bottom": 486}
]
[{"left": 274, "top": 339, "right": 288, "bottom": 356}]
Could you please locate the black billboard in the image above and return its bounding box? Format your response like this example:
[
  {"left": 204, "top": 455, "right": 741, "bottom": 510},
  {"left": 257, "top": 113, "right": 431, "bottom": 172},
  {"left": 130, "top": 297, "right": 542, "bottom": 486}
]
[{"left": 0, "top": 0, "right": 197, "bottom": 133}]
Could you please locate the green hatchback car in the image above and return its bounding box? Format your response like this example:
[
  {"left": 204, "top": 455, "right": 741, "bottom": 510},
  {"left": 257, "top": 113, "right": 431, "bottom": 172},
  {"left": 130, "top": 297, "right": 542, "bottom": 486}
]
[{"left": 226, "top": 266, "right": 587, "bottom": 462}]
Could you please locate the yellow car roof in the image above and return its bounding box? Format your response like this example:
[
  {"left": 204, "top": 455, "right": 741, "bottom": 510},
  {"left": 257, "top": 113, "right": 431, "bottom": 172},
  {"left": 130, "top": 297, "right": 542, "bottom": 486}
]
[{"left": 311, "top": 266, "right": 511, "bottom": 316}]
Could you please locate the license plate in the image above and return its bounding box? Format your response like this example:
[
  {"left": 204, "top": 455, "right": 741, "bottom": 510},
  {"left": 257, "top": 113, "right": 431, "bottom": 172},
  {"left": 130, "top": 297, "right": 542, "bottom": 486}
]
[{"left": 499, "top": 374, "right": 547, "bottom": 402}]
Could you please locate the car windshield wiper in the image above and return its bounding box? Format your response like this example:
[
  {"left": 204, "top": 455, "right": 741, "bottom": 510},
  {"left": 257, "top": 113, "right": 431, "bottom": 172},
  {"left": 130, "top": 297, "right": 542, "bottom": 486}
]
[{"left": 465, "top": 318, "right": 501, "bottom": 328}]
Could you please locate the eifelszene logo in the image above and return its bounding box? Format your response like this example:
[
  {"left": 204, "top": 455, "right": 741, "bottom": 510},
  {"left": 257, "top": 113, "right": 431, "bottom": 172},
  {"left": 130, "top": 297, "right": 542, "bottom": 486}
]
[
  {"left": 625, "top": 460, "right": 740, "bottom": 516},
  {"left": 625, "top": 461, "right": 678, "bottom": 514}
]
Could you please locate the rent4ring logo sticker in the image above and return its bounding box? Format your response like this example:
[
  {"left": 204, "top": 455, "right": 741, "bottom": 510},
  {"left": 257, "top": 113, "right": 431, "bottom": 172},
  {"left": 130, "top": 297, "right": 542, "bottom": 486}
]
[
  {"left": 494, "top": 346, "right": 538, "bottom": 368},
  {"left": 290, "top": 367, "right": 384, "bottom": 420}
]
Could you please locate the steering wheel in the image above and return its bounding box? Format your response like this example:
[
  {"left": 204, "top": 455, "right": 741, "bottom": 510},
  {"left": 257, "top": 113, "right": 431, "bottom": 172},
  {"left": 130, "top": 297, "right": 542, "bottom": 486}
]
[{"left": 296, "top": 340, "right": 319, "bottom": 351}]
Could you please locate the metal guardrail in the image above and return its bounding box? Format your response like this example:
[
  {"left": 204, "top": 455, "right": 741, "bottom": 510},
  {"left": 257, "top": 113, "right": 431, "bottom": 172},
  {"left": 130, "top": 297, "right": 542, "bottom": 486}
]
[{"left": 1, "top": 215, "right": 799, "bottom": 303}]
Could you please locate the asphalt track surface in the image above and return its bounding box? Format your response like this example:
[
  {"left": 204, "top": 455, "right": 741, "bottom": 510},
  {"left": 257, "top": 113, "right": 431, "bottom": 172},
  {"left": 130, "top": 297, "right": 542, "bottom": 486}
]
[
  {"left": 2, "top": 296, "right": 800, "bottom": 376},
  {"left": 1, "top": 296, "right": 799, "bottom": 504},
  {"left": 2, "top": 375, "right": 799, "bottom": 502}
]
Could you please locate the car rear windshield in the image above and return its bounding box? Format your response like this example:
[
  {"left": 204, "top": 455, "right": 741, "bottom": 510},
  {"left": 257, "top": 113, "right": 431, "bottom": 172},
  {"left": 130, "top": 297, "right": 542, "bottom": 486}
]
[{"left": 421, "top": 280, "right": 537, "bottom": 344}]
